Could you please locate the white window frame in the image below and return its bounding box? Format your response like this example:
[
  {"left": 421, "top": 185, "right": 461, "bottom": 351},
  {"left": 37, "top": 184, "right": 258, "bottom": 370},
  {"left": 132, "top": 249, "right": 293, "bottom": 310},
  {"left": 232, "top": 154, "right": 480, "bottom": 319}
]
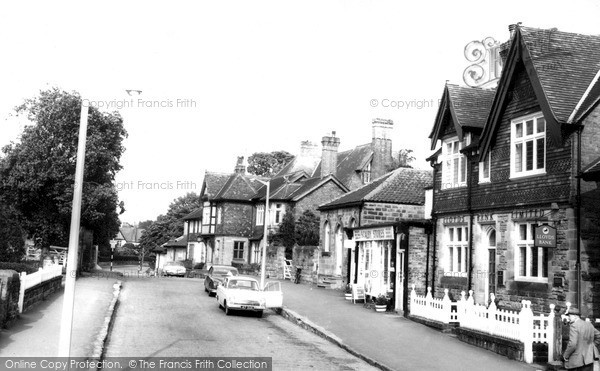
[
  {"left": 479, "top": 151, "right": 491, "bottom": 183},
  {"left": 274, "top": 203, "right": 284, "bottom": 225},
  {"left": 441, "top": 134, "right": 470, "bottom": 190},
  {"left": 445, "top": 226, "right": 468, "bottom": 276},
  {"left": 510, "top": 113, "right": 546, "bottom": 179},
  {"left": 256, "top": 205, "right": 265, "bottom": 226},
  {"left": 362, "top": 161, "right": 372, "bottom": 184},
  {"left": 514, "top": 222, "right": 548, "bottom": 283}
]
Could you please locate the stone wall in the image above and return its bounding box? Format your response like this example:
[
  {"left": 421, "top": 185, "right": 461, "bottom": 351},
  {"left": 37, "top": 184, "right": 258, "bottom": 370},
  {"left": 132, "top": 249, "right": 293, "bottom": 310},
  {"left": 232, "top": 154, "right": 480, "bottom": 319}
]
[
  {"left": 0, "top": 270, "right": 20, "bottom": 327},
  {"left": 362, "top": 202, "right": 425, "bottom": 225},
  {"left": 22, "top": 275, "right": 63, "bottom": 313}
]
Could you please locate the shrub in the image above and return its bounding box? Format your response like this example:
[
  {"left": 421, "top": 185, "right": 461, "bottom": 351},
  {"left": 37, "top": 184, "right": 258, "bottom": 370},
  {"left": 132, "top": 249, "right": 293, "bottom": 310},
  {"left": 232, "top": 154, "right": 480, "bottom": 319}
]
[
  {"left": 0, "top": 261, "right": 39, "bottom": 274},
  {"left": 193, "top": 262, "right": 205, "bottom": 270},
  {"left": 181, "top": 259, "right": 193, "bottom": 270},
  {"left": 375, "top": 294, "right": 388, "bottom": 306}
]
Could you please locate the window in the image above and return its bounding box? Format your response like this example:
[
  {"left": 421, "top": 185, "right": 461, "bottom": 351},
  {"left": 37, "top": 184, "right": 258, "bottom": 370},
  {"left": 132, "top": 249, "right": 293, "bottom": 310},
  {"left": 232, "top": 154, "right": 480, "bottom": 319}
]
[
  {"left": 256, "top": 205, "right": 265, "bottom": 226},
  {"left": 442, "top": 135, "right": 470, "bottom": 190},
  {"left": 324, "top": 221, "right": 331, "bottom": 252},
  {"left": 233, "top": 241, "right": 245, "bottom": 260},
  {"left": 362, "top": 162, "right": 372, "bottom": 184},
  {"left": 446, "top": 226, "right": 468, "bottom": 275},
  {"left": 274, "top": 203, "right": 284, "bottom": 224},
  {"left": 479, "top": 151, "right": 491, "bottom": 183},
  {"left": 515, "top": 222, "right": 548, "bottom": 281},
  {"left": 252, "top": 242, "right": 260, "bottom": 263},
  {"left": 217, "top": 207, "right": 222, "bottom": 224},
  {"left": 511, "top": 113, "right": 546, "bottom": 178}
]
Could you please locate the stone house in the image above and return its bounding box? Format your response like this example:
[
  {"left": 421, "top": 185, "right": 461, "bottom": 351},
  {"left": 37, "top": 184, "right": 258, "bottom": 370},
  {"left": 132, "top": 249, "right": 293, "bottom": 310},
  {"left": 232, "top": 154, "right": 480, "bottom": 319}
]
[
  {"left": 318, "top": 167, "right": 432, "bottom": 312},
  {"left": 427, "top": 24, "right": 600, "bottom": 316}
]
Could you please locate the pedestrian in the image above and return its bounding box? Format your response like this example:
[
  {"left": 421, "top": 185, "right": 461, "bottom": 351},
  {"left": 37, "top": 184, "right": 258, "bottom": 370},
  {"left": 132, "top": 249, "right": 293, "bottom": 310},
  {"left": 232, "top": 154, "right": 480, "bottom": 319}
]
[{"left": 562, "top": 307, "right": 600, "bottom": 371}]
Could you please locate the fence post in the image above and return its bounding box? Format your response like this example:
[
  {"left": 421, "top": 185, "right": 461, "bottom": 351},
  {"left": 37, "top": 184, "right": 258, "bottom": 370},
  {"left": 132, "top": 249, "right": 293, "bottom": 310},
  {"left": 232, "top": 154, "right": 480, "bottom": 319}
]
[
  {"left": 18, "top": 272, "right": 26, "bottom": 313},
  {"left": 410, "top": 284, "right": 416, "bottom": 315},
  {"left": 457, "top": 291, "right": 466, "bottom": 324},
  {"left": 442, "top": 289, "right": 451, "bottom": 324},
  {"left": 488, "top": 294, "right": 497, "bottom": 335},
  {"left": 547, "top": 303, "right": 556, "bottom": 363},
  {"left": 425, "top": 287, "right": 433, "bottom": 319},
  {"left": 520, "top": 300, "right": 534, "bottom": 363}
]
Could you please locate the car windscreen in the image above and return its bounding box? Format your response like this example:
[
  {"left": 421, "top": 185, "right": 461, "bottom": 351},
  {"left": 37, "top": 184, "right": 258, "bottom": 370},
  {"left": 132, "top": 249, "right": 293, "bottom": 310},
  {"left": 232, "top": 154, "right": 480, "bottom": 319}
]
[
  {"left": 213, "top": 269, "right": 238, "bottom": 276},
  {"left": 228, "top": 280, "right": 259, "bottom": 290}
]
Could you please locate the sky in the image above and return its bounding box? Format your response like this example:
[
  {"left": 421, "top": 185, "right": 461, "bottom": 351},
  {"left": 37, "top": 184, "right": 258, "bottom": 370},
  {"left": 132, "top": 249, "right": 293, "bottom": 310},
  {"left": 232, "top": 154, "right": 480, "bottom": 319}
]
[{"left": 1, "top": 0, "right": 599, "bottom": 224}]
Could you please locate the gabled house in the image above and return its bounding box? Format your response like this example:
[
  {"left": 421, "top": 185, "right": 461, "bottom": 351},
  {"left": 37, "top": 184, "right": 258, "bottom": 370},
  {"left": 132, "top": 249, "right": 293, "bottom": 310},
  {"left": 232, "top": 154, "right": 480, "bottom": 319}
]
[
  {"left": 318, "top": 167, "right": 432, "bottom": 312},
  {"left": 428, "top": 24, "right": 600, "bottom": 316}
]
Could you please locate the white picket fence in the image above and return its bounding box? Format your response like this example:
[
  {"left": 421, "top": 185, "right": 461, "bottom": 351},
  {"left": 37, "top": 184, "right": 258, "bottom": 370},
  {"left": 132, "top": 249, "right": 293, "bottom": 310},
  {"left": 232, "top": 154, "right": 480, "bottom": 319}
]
[
  {"left": 18, "top": 264, "right": 63, "bottom": 313},
  {"left": 410, "top": 285, "right": 556, "bottom": 364}
]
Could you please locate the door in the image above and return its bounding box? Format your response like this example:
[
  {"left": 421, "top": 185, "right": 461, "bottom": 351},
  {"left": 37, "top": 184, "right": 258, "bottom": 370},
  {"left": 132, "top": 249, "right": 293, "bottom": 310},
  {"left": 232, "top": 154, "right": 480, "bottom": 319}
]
[
  {"left": 395, "top": 249, "right": 405, "bottom": 312},
  {"left": 262, "top": 281, "right": 283, "bottom": 308},
  {"left": 335, "top": 226, "right": 343, "bottom": 276}
]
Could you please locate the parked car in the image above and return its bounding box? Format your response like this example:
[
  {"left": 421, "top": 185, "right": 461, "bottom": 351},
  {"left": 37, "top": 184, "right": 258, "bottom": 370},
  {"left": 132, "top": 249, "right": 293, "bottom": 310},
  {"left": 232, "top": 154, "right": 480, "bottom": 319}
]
[
  {"left": 216, "top": 276, "right": 283, "bottom": 318},
  {"left": 204, "top": 265, "right": 239, "bottom": 296},
  {"left": 163, "top": 261, "right": 186, "bottom": 277}
]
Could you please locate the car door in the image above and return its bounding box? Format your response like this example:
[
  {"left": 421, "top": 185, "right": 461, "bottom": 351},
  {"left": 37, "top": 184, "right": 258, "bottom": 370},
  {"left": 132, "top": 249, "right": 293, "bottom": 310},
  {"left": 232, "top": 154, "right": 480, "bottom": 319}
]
[{"left": 262, "top": 281, "right": 283, "bottom": 308}]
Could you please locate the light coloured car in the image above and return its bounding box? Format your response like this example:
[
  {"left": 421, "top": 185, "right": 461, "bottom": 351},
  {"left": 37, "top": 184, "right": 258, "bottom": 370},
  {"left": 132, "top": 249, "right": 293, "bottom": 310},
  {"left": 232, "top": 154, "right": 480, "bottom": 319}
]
[
  {"left": 216, "top": 276, "right": 283, "bottom": 318},
  {"left": 163, "top": 261, "right": 186, "bottom": 277}
]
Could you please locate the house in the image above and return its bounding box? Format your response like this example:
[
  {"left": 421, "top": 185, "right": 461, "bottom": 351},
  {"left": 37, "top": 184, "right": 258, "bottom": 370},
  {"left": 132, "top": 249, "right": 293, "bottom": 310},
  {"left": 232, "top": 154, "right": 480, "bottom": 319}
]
[
  {"left": 318, "top": 167, "right": 432, "bottom": 312},
  {"left": 427, "top": 24, "right": 600, "bottom": 317}
]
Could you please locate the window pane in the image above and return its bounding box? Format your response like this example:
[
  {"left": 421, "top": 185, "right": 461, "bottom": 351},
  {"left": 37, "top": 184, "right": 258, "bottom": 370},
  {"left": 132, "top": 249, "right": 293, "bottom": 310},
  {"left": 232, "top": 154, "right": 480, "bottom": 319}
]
[
  {"left": 516, "top": 123, "right": 523, "bottom": 138},
  {"left": 453, "top": 158, "right": 459, "bottom": 183},
  {"left": 483, "top": 155, "right": 490, "bottom": 178},
  {"left": 520, "top": 246, "right": 526, "bottom": 276},
  {"left": 489, "top": 230, "right": 496, "bottom": 246},
  {"left": 449, "top": 246, "right": 454, "bottom": 271},
  {"left": 447, "top": 143, "right": 452, "bottom": 155},
  {"left": 460, "top": 157, "right": 466, "bottom": 182},
  {"left": 449, "top": 228, "right": 454, "bottom": 242},
  {"left": 457, "top": 247, "right": 462, "bottom": 272},
  {"left": 537, "top": 117, "right": 545, "bottom": 133},
  {"left": 536, "top": 138, "right": 545, "bottom": 169},
  {"left": 519, "top": 224, "right": 527, "bottom": 241},
  {"left": 464, "top": 227, "right": 469, "bottom": 241},
  {"left": 453, "top": 142, "right": 459, "bottom": 154},
  {"left": 526, "top": 120, "right": 534, "bottom": 135},
  {"left": 531, "top": 246, "right": 538, "bottom": 277},
  {"left": 526, "top": 140, "right": 533, "bottom": 171},
  {"left": 457, "top": 228, "right": 462, "bottom": 242},
  {"left": 542, "top": 248, "right": 548, "bottom": 277},
  {"left": 515, "top": 143, "right": 523, "bottom": 172}
]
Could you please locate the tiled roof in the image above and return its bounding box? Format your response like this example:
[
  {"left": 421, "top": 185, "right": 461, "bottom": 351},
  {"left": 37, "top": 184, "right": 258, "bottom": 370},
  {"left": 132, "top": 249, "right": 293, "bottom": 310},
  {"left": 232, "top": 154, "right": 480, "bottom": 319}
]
[
  {"left": 183, "top": 208, "right": 203, "bottom": 220},
  {"left": 520, "top": 27, "right": 600, "bottom": 124},
  {"left": 119, "top": 226, "right": 144, "bottom": 243},
  {"left": 572, "top": 71, "right": 600, "bottom": 123},
  {"left": 319, "top": 168, "right": 432, "bottom": 209},
  {"left": 162, "top": 233, "right": 199, "bottom": 247},
  {"left": 214, "top": 174, "right": 261, "bottom": 201},
  {"left": 313, "top": 144, "right": 373, "bottom": 188},
  {"left": 202, "top": 172, "right": 231, "bottom": 199},
  {"left": 582, "top": 156, "right": 600, "bottom": 181}
]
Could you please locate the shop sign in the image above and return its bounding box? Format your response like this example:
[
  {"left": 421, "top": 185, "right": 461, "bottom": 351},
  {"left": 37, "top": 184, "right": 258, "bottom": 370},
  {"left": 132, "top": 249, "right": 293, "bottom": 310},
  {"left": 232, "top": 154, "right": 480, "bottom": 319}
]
[
  {"left": 535, "top": 224, "right": 556, "bottom": 248},
  {"left": 353, "top": 226, "right": 394, "bottom": 241}
]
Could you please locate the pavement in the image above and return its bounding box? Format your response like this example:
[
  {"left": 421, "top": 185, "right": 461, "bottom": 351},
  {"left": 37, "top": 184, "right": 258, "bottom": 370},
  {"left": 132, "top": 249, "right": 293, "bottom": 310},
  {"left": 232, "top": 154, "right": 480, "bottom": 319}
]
[
  {"left": 0, "top": 268, "right": 122, "bottom": 358},
  {"left": 276, "top": 278, "right": 543, "bottom": 371}
]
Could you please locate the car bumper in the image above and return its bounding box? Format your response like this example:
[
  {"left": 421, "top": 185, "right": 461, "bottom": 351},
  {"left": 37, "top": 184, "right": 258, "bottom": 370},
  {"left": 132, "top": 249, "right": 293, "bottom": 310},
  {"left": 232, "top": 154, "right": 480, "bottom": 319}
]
[
  {"left": 165, "top": 271, "right": 186, "bottom": 276},
  {"left": 227, "top": 301, "right": 266, "bottom": 311}
]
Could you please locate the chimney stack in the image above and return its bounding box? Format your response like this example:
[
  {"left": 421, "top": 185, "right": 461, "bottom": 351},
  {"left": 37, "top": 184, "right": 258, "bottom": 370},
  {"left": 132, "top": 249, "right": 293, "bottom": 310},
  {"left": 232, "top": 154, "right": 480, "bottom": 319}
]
[
  {"left": 371, "top": 118, "right": 393, "bottom": 179},
  {"left": 234, "top": 156, "right": 245, "bottom": 175},
  {"left": 321, "top": 131, "right": 340, "bottom": 178}
]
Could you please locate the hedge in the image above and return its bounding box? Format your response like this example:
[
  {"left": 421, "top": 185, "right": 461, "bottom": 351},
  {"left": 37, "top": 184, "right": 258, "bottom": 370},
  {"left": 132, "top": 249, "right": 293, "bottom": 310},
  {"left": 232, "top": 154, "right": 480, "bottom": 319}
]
[{"left": 0, "top": 262, "right": 40, "bottom": 274}]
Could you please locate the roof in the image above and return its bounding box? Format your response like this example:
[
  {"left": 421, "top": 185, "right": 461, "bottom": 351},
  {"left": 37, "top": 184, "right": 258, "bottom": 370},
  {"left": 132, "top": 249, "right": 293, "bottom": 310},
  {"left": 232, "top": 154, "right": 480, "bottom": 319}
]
[
  {"left": 571, "top": 70, "right": 600, "bottom": 123},
  {"left": 313, "top": 144, "right": 373, "bottom": 188},
  {"left": 162, "top": 233, "right": 199, "bottom": 247},
  {"left": 119, "top": 225, "right": 144, "bottom": 243},
  {"left": 183, "top": 208, "right": 203, "bottom": 220},
  {"left": 319, "top": 167, "right": 432, "bottom": 210},
  {"left": 429, "top": 83, "right": 495, "bottom": 149},
  {"left": 202, "top": 171, "right": 266, "bottom": 202},
  {"left": 201, "top": 172, "right": 231, "bottom": 200},
  {"left": 582, "top": 156, "right": 600, "bottom": 181},
  {"left": 480, "top": 26, "right": 600, "bottom": 159}
]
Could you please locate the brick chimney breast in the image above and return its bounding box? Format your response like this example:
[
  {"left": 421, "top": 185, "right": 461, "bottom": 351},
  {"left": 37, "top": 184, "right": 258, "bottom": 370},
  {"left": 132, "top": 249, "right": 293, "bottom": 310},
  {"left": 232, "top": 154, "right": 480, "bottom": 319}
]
[
  {"left": 321, "top": 131, "right": 340, "bottom": 178},
  {"left": 234, "top": 156, "right": 245, "bottom": 174},
  {"left": 371, "top": 118, "right": 393, "bottom": 179}
]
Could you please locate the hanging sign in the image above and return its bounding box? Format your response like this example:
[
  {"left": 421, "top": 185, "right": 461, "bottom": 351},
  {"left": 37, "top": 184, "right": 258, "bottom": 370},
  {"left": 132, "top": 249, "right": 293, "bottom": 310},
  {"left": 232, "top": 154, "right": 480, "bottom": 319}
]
[
  {"left": 535, "top": 224, "right": 556, "bottom": 248},
  {"left": 353, "top": 226, "right": 394, "bottom": 241}
]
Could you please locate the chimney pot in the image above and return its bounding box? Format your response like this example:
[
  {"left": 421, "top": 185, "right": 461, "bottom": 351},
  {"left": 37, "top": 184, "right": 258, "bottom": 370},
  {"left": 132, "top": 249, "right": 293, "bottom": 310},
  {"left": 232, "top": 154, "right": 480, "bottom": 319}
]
[{"left": 234, "top": 156, "right": 246, "bottom": 175}]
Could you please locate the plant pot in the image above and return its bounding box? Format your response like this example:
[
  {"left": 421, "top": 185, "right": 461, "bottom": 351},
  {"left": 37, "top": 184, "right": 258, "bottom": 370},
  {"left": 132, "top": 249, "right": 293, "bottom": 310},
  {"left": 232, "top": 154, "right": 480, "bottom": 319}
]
[
  {"left": 375, "top": 304, "right": 387, "bottom": 312},
  {"left": 345, "top": 293, "right": 352, "bottom": 300}
]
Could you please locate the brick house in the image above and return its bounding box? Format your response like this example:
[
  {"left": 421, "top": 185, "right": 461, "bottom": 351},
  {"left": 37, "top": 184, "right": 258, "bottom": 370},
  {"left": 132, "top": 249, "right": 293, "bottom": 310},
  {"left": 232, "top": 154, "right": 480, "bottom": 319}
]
[
  {"left": 427, "top": 25, "right": 600, "bottom": 316},
  {"left": 318, "top": 167, "right": 432, "bottom": 312}
]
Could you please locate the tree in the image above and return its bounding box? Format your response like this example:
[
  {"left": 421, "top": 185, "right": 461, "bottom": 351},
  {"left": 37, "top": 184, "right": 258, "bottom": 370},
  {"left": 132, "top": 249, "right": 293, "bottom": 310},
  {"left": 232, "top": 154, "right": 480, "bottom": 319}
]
[
  {"left": 247, "top": 151, "right": 294, "bottom": 177},
  {"left": 0, "top": 204, "right": 25, "bottom": 262},
  {"left": 272, "top": 211, "right": 295, "bottom": 259},
  {"left": 396, "top": 149, "right": 416, "bottom": 168},
  {"left": 0, "top": 88, "right": 127, "bottom": 252},
  {"left": 137, "top": 220, "right": 153, "bottom": 230},
  {"left": 295, "top": 210, "right": 320, "bottom": 246},
  {"left": 136, "top": 192, "right": 201, "bottom": 264}
]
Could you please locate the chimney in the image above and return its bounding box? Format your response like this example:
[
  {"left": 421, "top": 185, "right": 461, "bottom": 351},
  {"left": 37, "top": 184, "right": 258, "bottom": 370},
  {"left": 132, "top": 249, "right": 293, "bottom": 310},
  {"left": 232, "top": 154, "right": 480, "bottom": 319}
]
[
  {"left": 321, "top": 131, "right": 340, "bottom": 178},
  {"left": 371, "top": 118, "right": 393, "bottom": 179},
  {"left": 508, "top": 22, "right": 521, "bottom": 39},
  {"left": 234, "top": 156, "right": 245, "bottom": 175}
]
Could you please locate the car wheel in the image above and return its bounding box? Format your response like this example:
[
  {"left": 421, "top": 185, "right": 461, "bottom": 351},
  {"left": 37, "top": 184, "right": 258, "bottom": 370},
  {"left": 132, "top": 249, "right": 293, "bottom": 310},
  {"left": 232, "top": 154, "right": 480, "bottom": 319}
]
[
  {"left": 256, "top": 310, "right": 263, "bottom": 318},
  {"left": 225, "top": 301, "right": 232, "bottom": 316}
]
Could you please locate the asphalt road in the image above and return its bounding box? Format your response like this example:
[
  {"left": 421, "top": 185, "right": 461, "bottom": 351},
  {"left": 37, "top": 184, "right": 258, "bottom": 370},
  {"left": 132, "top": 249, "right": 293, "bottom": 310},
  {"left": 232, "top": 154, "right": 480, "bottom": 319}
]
[{"left": 104, "top": 274, "right": 378, "bottom": 371}]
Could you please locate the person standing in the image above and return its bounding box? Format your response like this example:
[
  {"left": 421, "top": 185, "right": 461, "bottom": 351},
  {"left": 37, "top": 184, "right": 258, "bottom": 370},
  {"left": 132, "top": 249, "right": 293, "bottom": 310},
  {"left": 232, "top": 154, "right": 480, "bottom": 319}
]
[{"left": 563, "top": 307, "right": 600, "bottom": 371}]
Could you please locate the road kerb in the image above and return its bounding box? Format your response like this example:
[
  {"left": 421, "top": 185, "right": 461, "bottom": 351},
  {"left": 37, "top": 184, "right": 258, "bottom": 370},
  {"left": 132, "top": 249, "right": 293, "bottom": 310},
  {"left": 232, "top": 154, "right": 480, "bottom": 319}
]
[
  {"left": 89, "top": 280, "right": 122, "bottom": 363},
  {"left": 277, "top": 306, "right": 395, "bottom": 371}
]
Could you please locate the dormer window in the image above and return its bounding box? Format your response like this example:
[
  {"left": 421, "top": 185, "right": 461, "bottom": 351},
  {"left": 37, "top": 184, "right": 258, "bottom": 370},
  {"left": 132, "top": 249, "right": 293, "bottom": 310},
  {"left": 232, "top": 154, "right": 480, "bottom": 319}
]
[
  {"left": 441, "top": 135, "right": 470, "bottom": 190},
  {"left": 510, "top": 113, "right": 546, "bottom": 178},
  {"left": 362, "top": 162, "right": 372, "bottom": 184}
]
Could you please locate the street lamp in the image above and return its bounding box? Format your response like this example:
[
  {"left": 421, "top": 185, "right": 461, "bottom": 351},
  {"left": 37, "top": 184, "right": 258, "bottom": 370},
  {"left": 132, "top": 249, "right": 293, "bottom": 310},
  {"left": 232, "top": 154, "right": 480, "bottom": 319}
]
[
  {"left": 110, "top": 241, "right": 117, "bottom": 272},
  {"left": 252, "top": 179, "right": 270, "bottom": 288}
]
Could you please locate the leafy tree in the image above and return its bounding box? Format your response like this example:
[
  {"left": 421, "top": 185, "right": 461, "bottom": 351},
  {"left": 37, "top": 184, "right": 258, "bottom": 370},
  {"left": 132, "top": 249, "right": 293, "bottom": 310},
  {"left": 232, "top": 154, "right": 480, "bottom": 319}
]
[
  {"left": 0, "top": 204, "right": 25, "bottom": 262},
  {"left": 137, "top": 192, "right": 201, "bottom": 264},
  {"left": 396, "top": 149, "right": 416, "bottom": 169},
  {"left": 137, "top": 220, "right": 153, "bottom": 230},
  {"left": 247, "top": 151, "right": 294, "bottom": 177},
  {"left": 272, "top": 211, "right": 295, "bottom": 259},
  {"left": 0, "top": 88, "right": 127, "bottom": 252},
  {"left": 295, "top": 210, "right": 320, "bottom": 246}
]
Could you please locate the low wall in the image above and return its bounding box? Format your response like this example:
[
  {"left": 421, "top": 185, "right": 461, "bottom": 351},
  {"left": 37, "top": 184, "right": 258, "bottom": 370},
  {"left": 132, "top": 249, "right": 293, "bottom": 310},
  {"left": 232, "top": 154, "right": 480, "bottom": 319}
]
[
  {"left": 22, "top": 275, "right": 63, "bottom": 313},
  {"left": 454, "top": 327, "right": 524, "bottom": 361},
  {"left": 0, "top": 270, "right": 20, "bottom": 327}
]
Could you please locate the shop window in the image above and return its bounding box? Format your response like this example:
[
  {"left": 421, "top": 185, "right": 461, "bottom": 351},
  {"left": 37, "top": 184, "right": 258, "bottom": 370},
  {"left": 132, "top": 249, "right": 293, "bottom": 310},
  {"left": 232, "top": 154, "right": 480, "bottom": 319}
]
[
  {"left": 446, "top": 226, "right": 468, "bottom": 275},
  {"left": 515, "top": 222, "right": 548, "bottom": 282},
  {"left": 510, "top": 113, "right": 546, "bottom": 178}
]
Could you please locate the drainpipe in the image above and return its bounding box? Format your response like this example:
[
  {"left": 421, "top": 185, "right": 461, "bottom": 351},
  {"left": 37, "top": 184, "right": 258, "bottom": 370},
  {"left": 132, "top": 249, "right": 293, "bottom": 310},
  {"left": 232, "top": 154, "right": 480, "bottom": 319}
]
[
  {"left": 425, "top": 232, "right": 430, "bottom": 289},
  {"left": 467, "top": 150, "right": 474, "bottom": 292},
  {"left": 576, "top": 125, "right": 583, "bottom": 311},
  {"left": 430, "top": 162, "right": 438, "bottom": 293}
]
